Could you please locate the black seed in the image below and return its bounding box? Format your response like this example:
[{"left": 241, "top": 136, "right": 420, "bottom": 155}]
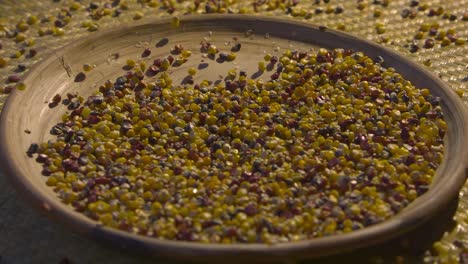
[
  {"left": 231, "top": 43, "right": 241, "bottom": 52},
  {"left": 26, "top": 143, "right": 39, "bottom": 157}
]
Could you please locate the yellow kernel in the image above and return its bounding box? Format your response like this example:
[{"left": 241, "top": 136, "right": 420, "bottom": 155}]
[
  {"left": 188, "top": 67, "right": 197, "bottom": 76},
  {"left": 258, "top": 61, "right": 266, "bottom": 72},
  {"left": 83, "top": 63, "right": 94, "bottom": 72},
  {"left": 126, "top": 59, "right": 136, "bottom": 67},
  {"left": 171, "top": 17, "right": 180, "bottom": 28},
  {"left": 133, "top": 12, "right": 144, "bottom": 20},
  {"left": 181, "top": 50, "right": 192, "bottom": 58}
]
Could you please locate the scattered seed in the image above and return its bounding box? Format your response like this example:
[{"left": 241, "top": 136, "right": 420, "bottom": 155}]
[
  {"left": 133, "top": 11, "right": 144, "bottom": 20},
  {"left": 74, "top": 72, "right": 86, "bottom": 82},
  {"left": 126, "top": 59, "right": 136, "bottom": 67},
  {"left": 8, "top": 75, "right": 20, "bottom": 83},
  {"left": 16, "top": 82, "right": 26, "bottom": 91},
  {"left": 3, "top": 86, "right": 13, "bottom": 94},
  {"left": 171, "top": 17, "right": 180, "bottom": 28},
  {"left": 231, "top": 43, "right": 241, "bottom": 52},
  {"left": 409, "top": 43, "right": 420, "bottom": 53},
  {"left": 142, "top": 48, "right": 151, "bottom": 57},
  {"left": 424, "top": 39, "right": 435, "bottom": 48},
  {"left": 16, "top": 64, "right": 26, "bottom": 72},
  {"left": 83, "top": 63, "right": 94, "bottom": 72},
  {"left": 187, "top": 67, "right": 196, "bottom": 76}
]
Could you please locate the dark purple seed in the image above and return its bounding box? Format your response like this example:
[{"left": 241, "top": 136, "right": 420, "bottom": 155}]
[
  {"left": 239, "top": 70, "right": 247, "bottom": 77},
  {"left": 95, "top": 177, "right": 111, "bottom": 185},
  {"left": 416, "top": 185, "right": 429, "bottom": 195},
  {"left": 224, "top": 227, "right": 238, "bottom": 237},
  {"left": 62, "top": 158, "right": 79, "bottom": 172},
  {"left": 88, "top": 2, "right": 99, "bottom": 9},
  {"left": 142, "top": 48, "right": 151, "bottom": 57},
  {"left": 26, "top": 143, "right": 39, "bottom": 157},
  {"left": 429, "top": 28, "right": 438, "bottom": 36},
  {"left": 439, "top": 127, "right": 446, "bottom": 138},
  {"left": 3, "top": 86, "right": 12, "bottom": 94},
  {"left": 409, "top": 43, "right": 419, "bottom": 53},
  {"left": 447, "top": 34, "right": 458, "bottom": 42},
  {"left": 118, "top": 222, "right": 132, "bottom": 232},
  {"left": 401, "top": 127, "right": 410, "bottom": 141},
  {"left": 242, "top": 204, "right": 258, "bottom": 216},
  {"left": 41, "top": 168, "right": 52, "bottom": 176},
  {"left": 201, "top": 220, "right": 221, "bottom": 229},
  {"left": 167, "top": 55, "right": 174, "bottom": 64},
  {"left": 54, "top": 20, "right": 65, "bottom": 27},
  {"left": 410, "top": 0, "right": 419, "bottom": 7},
  {"left": 52, "top": 94, "right": 61, "bottom": 104},
  {"left": 91, "top": 96, "right": 104, "bottom": 104},
  {"left": 276, "top": 63, "right": 284, "bottom": 73},
  {"left": 28, "top": 49, "right": 37, "bottom": 58},
  {"left": 259, "top": 105, "right": 270, "bottom": 113},
  {"left": 270, "top": 72, "right": 279, "bottom": 80},
  {"left": 335, "top": 6, "right": 344, "bottom": 14},
  {"left": 219, "top": 52, "right": 228, "bottom": 61},
  {"left": 370, "top": 76, "right": 383, "bottom": 83},
  {"left": 176, "top": 229, "right": 194, "bottom": 241},
  {"left": 87, "top": 115, "right": 99, "bottom": 124},
  {"left": 231, "top": 43, "right": 241, "bottom": 52},
  {"left": 453, "top": 240, "right": 464, "bottom": 248},
  {"left": 8, "top": 75, "right": 20, "bottom": 83},
  {"left": 401, "top": 9, "right": 410, "bottom": 18},
  {"left": 424, "top": 39, "right": 435, "bottom": 48},
  {"left": 153, "top": 58, "right": 161, "bottom": 66},
  {"left": 16, "top": 64, "right": 26, "bottom": 72},
  {"left": 36, "top": 154, "right": 48, "bottom": 163},
  {"left": 74, "top": 72, "right": 86, "bottom": 82},
  {"left": 328, "top": 158, "right": 339, "bottom": 168},
  {"left": 112, "top": 177, "right": 130, "bottom": 186},
  {"left": 71, "top": 200, "right": 86, "bottom": 212}
]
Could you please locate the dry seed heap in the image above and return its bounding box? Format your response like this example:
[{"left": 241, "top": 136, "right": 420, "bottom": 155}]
[{"left": 28, "top": 47, "right": 446, "bottom": 244}]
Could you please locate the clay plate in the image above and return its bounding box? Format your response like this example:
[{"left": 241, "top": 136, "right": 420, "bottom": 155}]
[{"left": 0, "top": 15, "right": 467, "bottom": 263}]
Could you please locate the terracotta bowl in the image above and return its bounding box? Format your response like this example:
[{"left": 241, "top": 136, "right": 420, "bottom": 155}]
[{"left": 0, "top": 15, "right": 467, "bottom": 263}]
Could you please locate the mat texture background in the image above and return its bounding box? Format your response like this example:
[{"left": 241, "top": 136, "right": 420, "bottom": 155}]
[{"left": 0, "top": 0, "right": 466, "bottom": 263}]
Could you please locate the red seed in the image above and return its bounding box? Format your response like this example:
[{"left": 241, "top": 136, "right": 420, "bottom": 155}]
[
  {"left": 52, "top": 94, "right": 62, "bottom": 103},
  {"left": 29, "top": 49, "right": 37, "bottom": 58},
  {"left": 167, "top": 55, "right": 174, "bottom": 64},
  {"left": 424, "top": 39, "right": 435, "bottom": 48},
  {"left": 8, "top": 75, "right": 20, "bottom": 83},
  {"left": 142, "top": 48, "right": 151, "bottom": 57},
  {"left": 244, "top": 204, "right": 258, "bottom": 216},
  {"left": 3, "top": 86, "right": 13, "bottom": 94}
]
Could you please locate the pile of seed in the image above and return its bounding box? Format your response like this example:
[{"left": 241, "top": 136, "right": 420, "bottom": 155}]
[
  {"left": 1, "top": 0, "right": 466, "bottom": 98},
  {"left": 28, "top": 47, "right": 446, "bottom": 244}
]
